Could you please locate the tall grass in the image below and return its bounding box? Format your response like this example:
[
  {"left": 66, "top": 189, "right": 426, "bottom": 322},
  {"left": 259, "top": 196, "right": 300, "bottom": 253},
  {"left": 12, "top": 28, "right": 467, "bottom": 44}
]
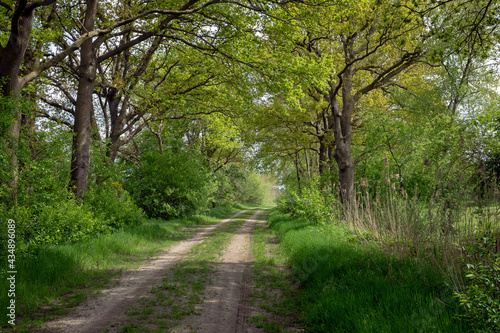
[
  {"left": 341, "top": 184, "right": 500, "bottom": 293},
  {"left": 330, "top": 181, "right": 500, "bottom": 331},
  {"left": 268, "top": 210, "right": 470, "bottom": 332},
  {"left": 278, "top": 178, "right": 500, "bottom": 331}
]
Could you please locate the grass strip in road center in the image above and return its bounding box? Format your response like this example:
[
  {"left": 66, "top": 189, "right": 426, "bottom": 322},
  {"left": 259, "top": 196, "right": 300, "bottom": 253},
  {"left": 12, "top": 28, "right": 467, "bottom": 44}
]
[
  {"left": 249, "top": 209, "right": 303, "bottom": 332},
  {"left": 117, "top": 209, "right": 259, "bottom": 332}
]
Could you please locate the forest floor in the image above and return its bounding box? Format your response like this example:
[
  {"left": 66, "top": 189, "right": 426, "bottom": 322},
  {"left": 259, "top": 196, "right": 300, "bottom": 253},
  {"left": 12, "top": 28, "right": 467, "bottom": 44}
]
[{"left": 38, "top": 208, "right": 301, "bottom": 333}]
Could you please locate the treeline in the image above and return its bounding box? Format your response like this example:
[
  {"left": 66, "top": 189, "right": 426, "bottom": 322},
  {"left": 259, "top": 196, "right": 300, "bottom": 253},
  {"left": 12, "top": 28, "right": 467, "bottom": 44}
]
[
  {"left": 0, "top": 119, "right": 274, "bottom": 252},
  {"left": 249, "top": 0, "right": 500, "bottom": 204},
  {"left": 237, "top": 1, "right": 500, "bottom": 331},
  {"left": 2, "top": 0, "right": 499, "bottom": 235},
  {"left": 0, "top": 0, "right": 280, "bottom": 252}
]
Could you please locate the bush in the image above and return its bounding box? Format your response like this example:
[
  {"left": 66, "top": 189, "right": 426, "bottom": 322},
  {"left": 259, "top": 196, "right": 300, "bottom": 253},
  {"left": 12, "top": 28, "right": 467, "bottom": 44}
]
[
  {"left": 125, "top": 148, "right": 216, "bottom": 219},
  {"left": 0, "top": 205, "right": 33, "bottom": 255},
  {"left": 25, "top": 200, "right": 109, "bottom": 248},
  {"left": 84, "top": 181, "right": 145, "bottom": 229},
  {"left": 213, "top": 165, "right": 275, "bottom": 206},
  {"left": 456, "top": 233, "right": 500, "bottom": 332},
  {"left": 278, "top": 179, "right": 337, "bottom": 225},
  {"left": 213, "top": 169, "right": 237, "bottom": 207},
  {"left": 235, "top": 171, "right": 273, "bottom": 204}
]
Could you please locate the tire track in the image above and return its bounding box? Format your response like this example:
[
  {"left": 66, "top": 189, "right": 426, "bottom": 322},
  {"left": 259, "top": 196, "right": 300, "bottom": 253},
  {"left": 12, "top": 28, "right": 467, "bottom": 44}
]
[{"left": 173, "top": 209, "right": 264, "bottom": 333}]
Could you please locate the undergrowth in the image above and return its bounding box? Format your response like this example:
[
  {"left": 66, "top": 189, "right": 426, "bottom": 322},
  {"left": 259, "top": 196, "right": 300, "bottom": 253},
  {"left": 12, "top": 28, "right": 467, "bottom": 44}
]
[
  {"left": 279, "top": 179, "right": 500, "bottom": 331},
  {"left": 268, "top": 209, "right": 470, "bottom": 332}
]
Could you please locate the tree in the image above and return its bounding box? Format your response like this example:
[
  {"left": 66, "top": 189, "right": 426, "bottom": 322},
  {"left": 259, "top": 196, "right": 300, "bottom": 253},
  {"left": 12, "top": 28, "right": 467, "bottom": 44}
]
[
  {"left": 0, "top": 0, "right": 57, "bottom": 202},
  {"left": 0, "top": 0, "right": 190, "bottom": 198},
  {"left": 248, "top": 0, "right": 424, "bottom": 202},
  {"left": 299, "top": 1, "right": 425, "bottom": 202},
  {"left": 68, "top": 0, "right": 242, "bottom": 197},
  {"left": 37, "top": 0, "right": 281, "bottom": 197},
  {"left": 70, "top": 0, "right": 99, "bottom": 198},
  {"left": 125, "top": 147, "right": 216, "bottom": 219}
]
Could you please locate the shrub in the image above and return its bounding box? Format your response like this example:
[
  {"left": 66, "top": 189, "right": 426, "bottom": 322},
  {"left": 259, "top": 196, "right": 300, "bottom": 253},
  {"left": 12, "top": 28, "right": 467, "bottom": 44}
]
[
  {"left": 213, "top": 169, "right": 237, "bottom": 207},
  {"left": 213, "top": 165, "right": 275, "bottom": 206},
  {"left": 84, "top": 181, "right": 145, "bottom": 229},
  {"left": 125, "top": 148, "right": 216, "bottom": 219},
  {"left": 25, "top": 200, "right": 109, "bottom": 248},
  {"left": 0, "top": 205, "right": 33, "bottom": 255},
  {"left": 456, "top": 232, "right": 500, "bottom": 332},
  {"left": 278, "top": 179, "right": 337, "bottom": 225},
  {"left": 233, "top": 170, "right": 270, "bottom": 204}
]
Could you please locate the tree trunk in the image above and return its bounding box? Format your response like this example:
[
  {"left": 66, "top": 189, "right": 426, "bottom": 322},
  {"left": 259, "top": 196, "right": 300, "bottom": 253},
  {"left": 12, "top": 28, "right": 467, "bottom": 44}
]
[
  {"left": 316, "top": 111, "right": 332, "bottom": 178},
  {"left": 104, "top": 87, "right": 124, "bottom": 163},
  {"left": 334, "top": 143, "right": 354, "bottom": 202},
  {"left": 304, "top": 148, "right": 311, "bottom": 180},
  {"left": 319, "top": 136, "right": 329, "bottom": 177},
  {"left": 331, "top": 68, "right": 355, "bottom": 203},
  {"left": 0, "top": 3, "right": 37, "bottom": 203},
  {"left": 70, "top": 0, "right": 99, "bottom": 198},
  {"left": 295, "top": 150, "right": 302, "bottom": 195}
]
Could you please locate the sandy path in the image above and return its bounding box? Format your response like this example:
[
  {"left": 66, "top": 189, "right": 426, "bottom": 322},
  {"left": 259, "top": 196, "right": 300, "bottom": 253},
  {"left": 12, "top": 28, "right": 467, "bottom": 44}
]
[
  {"left": 173, "top": 209, "right": 264, "bottom": 333},
  {"left": 42, "top": 210, "right": 249, "bottom": 333}
]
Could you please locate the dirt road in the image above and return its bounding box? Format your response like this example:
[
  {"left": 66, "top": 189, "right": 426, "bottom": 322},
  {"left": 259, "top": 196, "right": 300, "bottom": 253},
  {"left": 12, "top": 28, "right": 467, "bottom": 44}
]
[
  {"left": 172, "top": 209, "right": 261, "bottom": 333},
  {"left": 42, "top": 209, "right": 289, "bottom": 333}
]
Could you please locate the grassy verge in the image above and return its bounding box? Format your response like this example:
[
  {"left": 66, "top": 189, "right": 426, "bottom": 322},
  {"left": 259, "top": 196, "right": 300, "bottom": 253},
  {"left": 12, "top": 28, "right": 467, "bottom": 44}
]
[
  {"left": 0, "top": 205, "right": 252, "bottom": 330},
  {"left": 249, "top": 209, "right": 303, "bottom": 332},
  {"left": 117, "top": 209, "right": 257, "bottom": 332},
  {"left": 267, "top": 209, "right": 471, "bottom": 333}
]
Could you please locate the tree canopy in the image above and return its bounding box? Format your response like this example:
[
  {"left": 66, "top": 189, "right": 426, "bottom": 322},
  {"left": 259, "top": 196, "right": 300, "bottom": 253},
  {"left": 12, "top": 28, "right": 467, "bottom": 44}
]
[{"left": 0, "top": 0, "right": 499, "bottom": 209}]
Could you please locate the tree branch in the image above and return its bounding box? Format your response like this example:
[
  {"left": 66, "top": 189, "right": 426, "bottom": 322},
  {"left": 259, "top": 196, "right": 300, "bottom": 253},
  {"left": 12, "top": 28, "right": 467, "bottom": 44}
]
[
  {"left": 20, "top": 0, "right": 224, "bottom": 86},
  {"left": 355, "top": 49, "right": 422, "bottom": 99},
  {"left": 24, "top": 0, "right": 56, "bottom": 12},
  {"left": 39, "top": 97, "right": 75, "bottom": 115},
  {"left": 36, "top": 112, "right": 73, "bottom": 128},
  {"left": 0, "top": 1, "right": 13, "bottom": 11}
]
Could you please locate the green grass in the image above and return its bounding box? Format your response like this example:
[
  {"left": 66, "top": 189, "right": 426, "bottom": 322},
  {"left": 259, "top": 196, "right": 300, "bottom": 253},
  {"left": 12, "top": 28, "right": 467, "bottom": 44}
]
[
  {"left": 267, "top": 209, "right": 471, "bottom": 333},
  {"left": 248, "top": 209, "right": 302, "bottom": 332},
  {"left": 207, "top": 203, "right": 272, "bottom": 219},
  {"left": 0, "top": 206, "right": 250, "bottom": 330}
]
